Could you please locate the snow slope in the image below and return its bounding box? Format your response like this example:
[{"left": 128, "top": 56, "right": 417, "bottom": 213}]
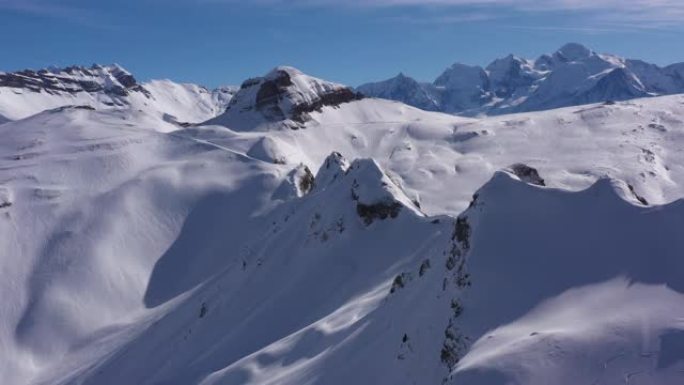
[
  {"left": 1, "top": 66, "right": 684, "bottom": 385},
  {"left": 450, "top": 172, "right": 684, "bottom": 385},
  {"left": 0, "top": 65, "right": 236, "bottom": 123},
  {"left": 359, "top": 43, "right": 684, "bottom": 116},
  {"left": 202, "top": 76, "right": 684, "bottom": 215}
]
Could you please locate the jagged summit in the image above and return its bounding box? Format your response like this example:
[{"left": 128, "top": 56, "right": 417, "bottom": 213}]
[
  {"left": 204, "top": 66, "right": 363, "bottom": 130},
  {"left": 577, "top": 67, "right": 647, "bottom": 104},
  {"left": 346, "top": 158, "right": 417, "bottom": 210},
  {"left": 356, "top": 72, "right": 440, "bottom": 112},
  {"left": 359, "top": 43, "right": 684, "bottom": 116},
  {"left": 0, "top": 63, "right": 147, "bottom": 97},
  {"left": 486, "top": 55, "right": 540, "bottom": 98},
  {"left": 313, "top": 151, "right": 350, "bottom": 190}
]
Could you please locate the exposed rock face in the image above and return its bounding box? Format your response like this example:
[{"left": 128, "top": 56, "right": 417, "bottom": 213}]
[
  {"left": 345, "top": 158, "right": 422, "bottom": 225},
  {"left": 204, "top": 66, "right": 363, "bottom": 130},
  {"left": 0, "top": 64, "right": 237, "bottom": 122},
  {"left": 290, "top": 87, "right": 362, "bottom": 123},
  {"left": 254, "top": 70, "right": 295, "bottom": 121},
  {"left": 508, "top": 163, "right": 546, "bottom": 186},
  {"left": 0, "top": 65, "right": 150, "bottom": 97},
  {"left": 356, "top": 201, "right": 403, "bottom": 225},
  {"left": 273, "top": 163, "right": 317, "bottom": 200},
  {"left": 298, "top": 165, "right": 315, "bottom": 195}
]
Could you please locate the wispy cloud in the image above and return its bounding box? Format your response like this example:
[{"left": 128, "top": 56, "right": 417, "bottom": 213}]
[
  {"left": 380, "top": 12, "right": 496, "bottom": 24},
  {"left": 0, "top": 0, "right": 75, "bottom": 17},
  {"left": 213, "top": 0, "right": 684, "bottom": 27},
  {"left": 504, "top": 25, "right": 626, "bottom": 34},
  {"left": 6, "top": 0, "right": 684, "bottom": 29},
  {"left": 0, "top": 0, "right": 112, "bottom": 28}
]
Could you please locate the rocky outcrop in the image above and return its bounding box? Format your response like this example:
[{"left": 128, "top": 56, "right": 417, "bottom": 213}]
[
  {"left": 0, "top": 64, "right": 237, "bottom": 122},
  {"left": 508, "top": 163, "right": 545, "bottom": 186},
  {"left": 0, "top": 65, "right": 150, "bottom": 97},
  {"left": 204, "top": 67, "right": 363, "bottom": 130}
]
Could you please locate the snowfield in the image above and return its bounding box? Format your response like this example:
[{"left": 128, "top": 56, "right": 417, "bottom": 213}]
[{"left": 1, "top": 65, "right": 684, "bottom": 385}]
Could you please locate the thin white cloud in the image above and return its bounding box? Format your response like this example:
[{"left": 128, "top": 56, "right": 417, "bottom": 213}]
[
  {"left": 0, "top": 0, "right": 119, "bottom": 29},
  {"left": 0, "top": 0, "right": 76, "bottom": 17},
  {"left": 5, "top": 0, "right": 684, "bottom": 28},
  {"left": 232, "top": 0, "right": 684, "bottom": 26}
]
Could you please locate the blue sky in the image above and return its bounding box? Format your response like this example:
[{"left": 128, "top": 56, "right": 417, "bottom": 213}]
[{"left": 1, "top": 0, "right": 683, "bottom": 87}]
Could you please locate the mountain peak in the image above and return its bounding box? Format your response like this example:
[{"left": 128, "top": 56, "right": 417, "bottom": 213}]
[
  {"left": 265, "top": 65, "right": 304, "bottom": 80},
  {"left": 361, "top": 43, "right": 684, "bottom": 115},
  {"left": 205, "top": 67, "right": 363, "bottom": 130},
  {"left": 346, "top": 158, "right": 422, "bottom": 219},
  {"left": 356, "top": 73, "right": 440, "bottom": 112},
  {"left": 434, "top": 63, "right": 487, "bottom": 88},
  {"left": 313, "top": 151, "right": 350, "bottom": 191},
  {"left": 379, "top": 72, "right": 415, "bottom": 84},
  {"left": 554, "top": 43, "right": 594, "bottom": 62}
]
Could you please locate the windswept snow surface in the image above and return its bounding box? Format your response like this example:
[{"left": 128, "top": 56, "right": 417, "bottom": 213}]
[{"left": 1, "top": 66, "right": 684, "bottom": 385}]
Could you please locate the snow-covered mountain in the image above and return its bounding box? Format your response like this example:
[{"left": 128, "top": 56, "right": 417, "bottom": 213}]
[
  {"left": 1, "top": 65, "right": 684, "bottom": 385},
  {"left": 204, "top": 66, "right": 363, "bottom": 130},
  {"left": 0, "top": 64, "right": 237, "bottom": 124},
  {"left": 358, "top": 43, "right": 684, "bottom": 115},
  {"left": 354, "top": 72, "right": 441, "bottom": 112}
]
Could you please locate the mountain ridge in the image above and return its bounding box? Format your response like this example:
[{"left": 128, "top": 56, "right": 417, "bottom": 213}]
[
  {"left": 3, "top": 44, "right": 684, "bottom": 124},
  {"left": 1, "top": 79, "right": 684, "bottom": 384},
  {"left": 2, "top": 46, "right": 684, "bottom": 385},
  {"left": 358, "top": 43, "right": 684, "bottom": 116},
  {"left": 0, "top": 63, "right": 237, "bottom": 124}
]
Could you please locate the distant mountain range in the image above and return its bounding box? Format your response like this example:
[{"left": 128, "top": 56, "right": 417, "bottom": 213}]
[
  {"left": 0, "top": 64, "right": 236, "bottom": 124},
  {"left": 358, "top": 43, "right": 684, "bottom": 116},
  {"left": 2, "top": 44, "right": 683, "bottom": 124}
]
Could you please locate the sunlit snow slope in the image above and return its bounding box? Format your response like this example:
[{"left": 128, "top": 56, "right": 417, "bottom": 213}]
[{"left": 1, "top": 66, "right": 683, "bottom": 385}]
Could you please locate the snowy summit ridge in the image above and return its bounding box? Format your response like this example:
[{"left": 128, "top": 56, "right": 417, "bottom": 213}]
[
  {"left": 0, "top": 64, "right": 237, "bottom": 124},
  {"left": 358, "top": 43, "right": 684, "bottom": 115}
]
